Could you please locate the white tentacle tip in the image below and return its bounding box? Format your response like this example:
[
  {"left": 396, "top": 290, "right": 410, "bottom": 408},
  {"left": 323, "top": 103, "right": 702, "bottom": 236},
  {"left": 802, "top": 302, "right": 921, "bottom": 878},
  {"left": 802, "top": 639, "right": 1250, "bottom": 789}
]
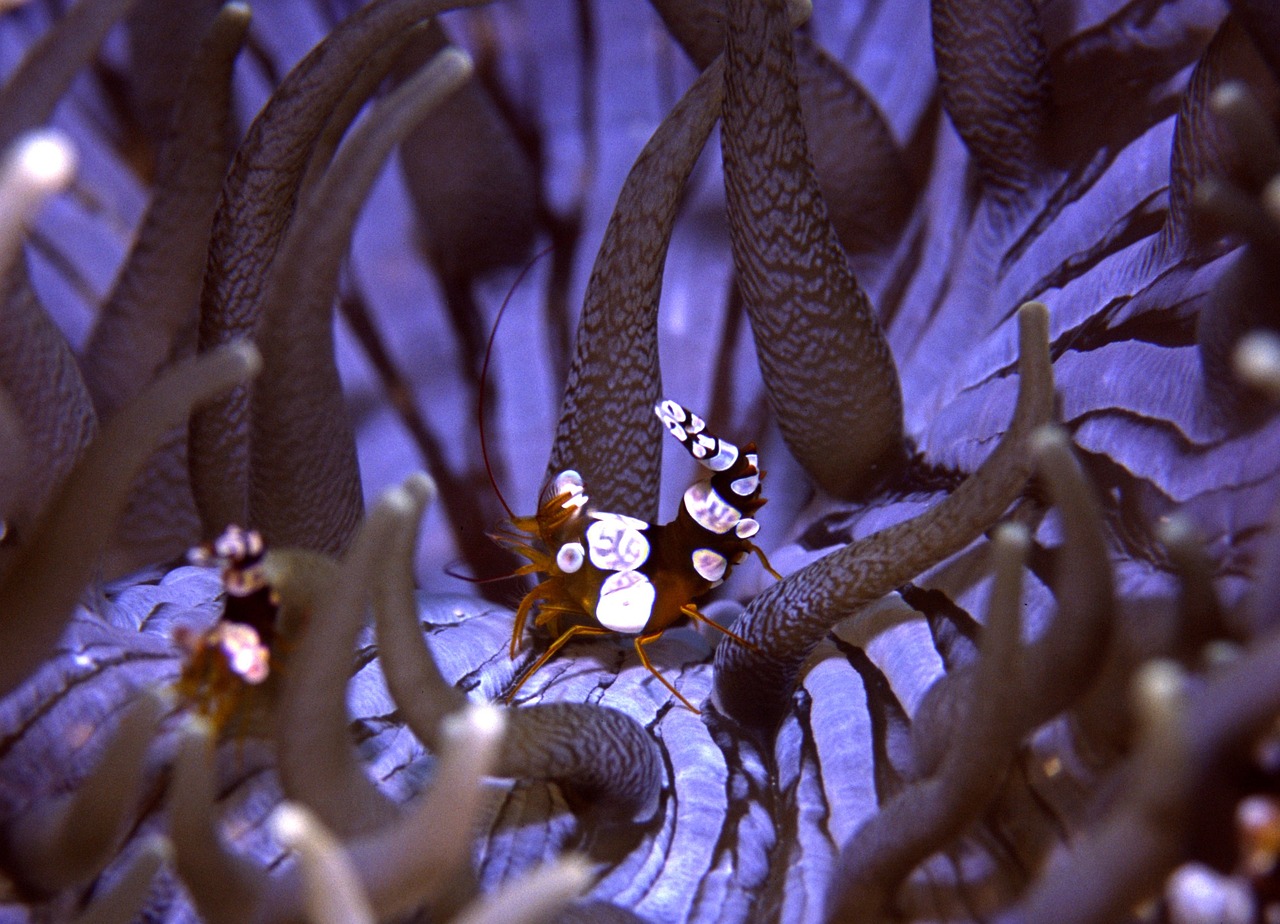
[
  {"left": 11, "top": 129, "right": 76, "bottom": 193},
  {"left": 404, "top": 471, "right": 438, "bottom": 507},
  {"left": 1233, "top": 330, "right": 1280, "bottom": 401},
  {"left": 269, "top": 801, "right": 314, "bottom": 847}
]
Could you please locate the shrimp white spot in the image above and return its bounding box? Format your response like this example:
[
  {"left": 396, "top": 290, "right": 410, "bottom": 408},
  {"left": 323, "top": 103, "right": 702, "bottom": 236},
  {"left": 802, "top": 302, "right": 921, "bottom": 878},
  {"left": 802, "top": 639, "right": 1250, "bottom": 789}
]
[
  {"left": 588, "top": 510, "right": 648, "bottom": 530},
  {"left": 556, "top": 542, "right": 585, "bottom": 573},
  {"left": 586, "top": 516, "right": 650, "bottom": 571},
  {"left": 686, "top": 413, "right": 706, "bottom": 435},
  {"left": 735, "top": 518, "right": 760, "bottom": 538},
  {"left": 657, "top": 399, "right": 686, "bottom": 423},
  {"left": 692, "top": 548, "right": 727, "bottom": 582},
  {"left": 595, "top": 571, "right": 655, "bottom": 633},
  {"left": 730, "top": 473, "right": 758, "bottom": 496},
  {"left": 704, "top": 440, "right": 739, "bottom": 472},
  {"left": 684, "top": 481, "right": 741, "bottom": 534}
]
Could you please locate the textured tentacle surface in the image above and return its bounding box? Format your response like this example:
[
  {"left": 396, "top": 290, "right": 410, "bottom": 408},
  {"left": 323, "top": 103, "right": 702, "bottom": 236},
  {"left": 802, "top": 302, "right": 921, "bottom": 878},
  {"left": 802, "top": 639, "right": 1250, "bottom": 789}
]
[
  {"left": 715, "top": 302, "right": 1052, "bottom": 727},
  {"left": 722, "top": 0, "right": 904, "bottom": 499},
  {"left": 248, "top": 48, "right": 472, "bottom": 553},
  {"left": 548, "top": 56, "right": 724, "bottom": 518}
]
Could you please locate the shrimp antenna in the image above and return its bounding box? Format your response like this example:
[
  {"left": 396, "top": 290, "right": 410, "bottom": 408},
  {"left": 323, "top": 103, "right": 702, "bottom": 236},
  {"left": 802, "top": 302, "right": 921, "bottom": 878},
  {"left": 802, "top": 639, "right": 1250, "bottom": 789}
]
[{"left": 478, "top": 243, "right": 555, "bottom": 521}]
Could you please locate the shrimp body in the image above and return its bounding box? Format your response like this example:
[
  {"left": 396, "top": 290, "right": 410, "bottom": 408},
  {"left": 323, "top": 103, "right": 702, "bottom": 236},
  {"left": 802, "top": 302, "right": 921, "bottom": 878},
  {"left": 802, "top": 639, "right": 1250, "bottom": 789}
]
[{"left": 497, "top": 399, "right": 776, "bottom": 712}]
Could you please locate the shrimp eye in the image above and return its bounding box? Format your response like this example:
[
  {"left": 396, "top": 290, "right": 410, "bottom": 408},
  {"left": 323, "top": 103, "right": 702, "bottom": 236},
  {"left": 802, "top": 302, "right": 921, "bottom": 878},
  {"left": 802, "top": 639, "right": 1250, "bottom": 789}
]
[{"left": 556, "top": 541, "right": 586, "bottom": 573}]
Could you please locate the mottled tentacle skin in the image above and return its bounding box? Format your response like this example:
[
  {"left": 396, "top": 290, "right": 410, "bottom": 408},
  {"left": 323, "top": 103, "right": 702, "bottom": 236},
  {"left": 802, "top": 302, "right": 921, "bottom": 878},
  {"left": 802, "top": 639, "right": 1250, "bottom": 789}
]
[
  {"left": 722, "top": 0, "right": 904, "bottom": 499},
  {"left": 81, "top": 3, "right": 248, "bottom": 418},
  {"left": 189, "top": 0, "right": 486, "bottom": 536},
  {"left": 0, "top": 264, "right": 97, "bottom": 545},
  {"left": 0, "top": 341, "right": 259, "bottom": 698},
  {"left": 654, "top": 0, "right": 916, "bottom": 260},
  {"left": 930, "top": 0, "right": 1049, "bottom": 197},
  {"left": 78, "top": 4, "right": 248, "bottom": 573},
  {"left": 548, "top": 57, "right": 724, "bottom": 518},
  {"left": 0, "top": 0, "right": 142, "bottom": 149},
  {"left": 249, "top": 49, "right": 472, "bottom": 553},
  {"left": 715, "top": 303, "right": 1053, "bottom": 727}
]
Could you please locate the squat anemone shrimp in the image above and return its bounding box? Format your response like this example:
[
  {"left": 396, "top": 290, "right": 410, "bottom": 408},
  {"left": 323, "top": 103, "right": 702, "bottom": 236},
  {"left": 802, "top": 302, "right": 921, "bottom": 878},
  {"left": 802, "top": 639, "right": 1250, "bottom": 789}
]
[{"left": 497, "top": 398, "right": 779, "bottom": 713}]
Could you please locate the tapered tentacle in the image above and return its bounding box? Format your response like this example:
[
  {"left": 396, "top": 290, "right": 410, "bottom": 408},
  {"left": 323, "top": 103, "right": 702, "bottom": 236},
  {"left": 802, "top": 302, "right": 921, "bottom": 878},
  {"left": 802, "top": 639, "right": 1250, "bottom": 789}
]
[
  {"left": 722, "top": 0, "right": 904, "bottom": 499},
  {"left": 1168, "top": 20, "right": 1278, "bottom": 253},
  {"left": 0, "top": 134, "right": 90, "bottom": 549},
  {"left": 0, "top": 342, "right": 259, "bottom": 698},
  {"left": 248, "top": 48, "right": 473, "bottom": 553},
  {"left": 123, "top": 0, "right": 223, "bottom": 146},
  {"left": 0, "top": 264, "right": 96, "bottom": 556},
  {"left": 397, "top": 20, "right": 539, "bottom": 284},
  {"left": 272, "top": 485, "right": 413, "bottom": 837},
  {"left": 189, "top": 0, "right": 487, "bottom": 536},
  {"left": 548, "top": 56, "right": 724, "bottom": 518},
  {"left": 930, "top": 0, "right": 1050, "bottom": 197},
  {"left": 0, "top": 0, "right": 142, "bottom": 149},
  {"left": 169, "top": 717, "right": 268, "bottom": 924},
  {"left": 1018, "top": 429, "right": 1114, "bottom": 728},
  {"left": 715, "top": 302, "right": 1052, "bottom": 727},
  {"left": 827, "top": 523, "right": 1028, "bottom": 922},
  {"left": 0, "top": 130, "right": 76, "bottom": 278},
  {"left": 81, "top": 2, "right": 249, "bottom": 419},
  {"left": 449, "top": 857, "right": 591, "bottom": 924},
  {"left": 269, "top": 804, "right": 375, "bottom": 924},
  {"left": 262, "top": 704, "right": 507, "bottom": 922},
  {"left": 77, "top": 3, "right": 248, "bottom": 574},
  {"left": 4, "top": 689, "right": 166, "bottom": 894}
]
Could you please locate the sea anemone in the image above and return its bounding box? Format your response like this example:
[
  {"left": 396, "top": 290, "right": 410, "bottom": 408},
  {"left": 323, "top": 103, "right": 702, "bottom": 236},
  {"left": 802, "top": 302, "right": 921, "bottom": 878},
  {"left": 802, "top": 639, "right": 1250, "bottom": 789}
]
[{"left": 1, "top": 0, "right": 1279, "bottom": 922}]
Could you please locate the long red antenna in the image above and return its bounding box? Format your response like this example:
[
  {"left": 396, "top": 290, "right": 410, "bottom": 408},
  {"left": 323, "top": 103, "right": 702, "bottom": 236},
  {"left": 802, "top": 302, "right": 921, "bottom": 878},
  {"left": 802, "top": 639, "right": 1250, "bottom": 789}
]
[{"left": 478, "top": 243, "right": 555, "bottom": 521}]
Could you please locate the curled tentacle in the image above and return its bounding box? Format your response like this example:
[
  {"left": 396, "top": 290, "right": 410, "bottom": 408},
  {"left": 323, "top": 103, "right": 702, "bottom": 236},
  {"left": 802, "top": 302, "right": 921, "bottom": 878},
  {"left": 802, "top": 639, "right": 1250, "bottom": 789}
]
[
  {"left": 548, "top": 55, "right": 724, "bottom": 518},
  {"left": 722, "top": 0, "right": 904, "bottom": 499},
  {"left": 714, "top": 302, "right": 1053, "bottom": 727},
  {"left": 0, "top": 341, "right": 259, "bottom": 698},
  {"left": 248, "top": 47, "right": 473, "bottom": 553}
]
